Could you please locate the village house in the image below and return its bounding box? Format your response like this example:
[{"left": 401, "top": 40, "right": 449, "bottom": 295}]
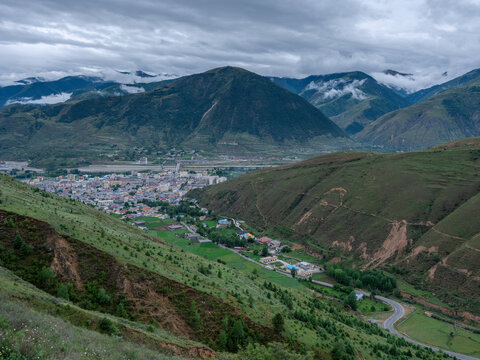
[
  {"left": 258, "top": 237, "right": 272, "bottom": 244},
  {"left": 268, "top": 240, "right": 281, "bottom": 248},
  {"left": 186, "top": 233, "right": 202, "bottom": 241},
  {"left": 259, "top": 256, "right": 278, "bottom": 264},
  {"left": 217, "top": 219, "right": 231, "bottom": 227},
  {"left": 168, "top": 224, "right": 183, "bottom": 231}
]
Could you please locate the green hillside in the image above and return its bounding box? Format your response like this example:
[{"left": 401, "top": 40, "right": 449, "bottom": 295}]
[
  {"left": 0, "top": 174, "right": 452, "bottom": 359},
  {"left": 191, "top": 143, "right": 480, "bottom": 315},
  {"left": 355, "top": 77, "right": 480, "bottom": 151},
  {"left": 0, "top": 67, "right": 348, "bottom": 167},
  {"left": 271, "top": 72, "right": 410, "bottom": 135}
]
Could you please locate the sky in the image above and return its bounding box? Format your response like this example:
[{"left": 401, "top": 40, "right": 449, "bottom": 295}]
[{"left": 1, "top": 0, "right": 480, "bottom": 91}]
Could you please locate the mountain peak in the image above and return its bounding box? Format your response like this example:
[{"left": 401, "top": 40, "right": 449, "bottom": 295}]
[{"left": 383, "top": 69, "right": 413, "bottom": 77}]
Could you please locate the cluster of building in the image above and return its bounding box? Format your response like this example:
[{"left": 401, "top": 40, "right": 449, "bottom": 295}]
[
  {"left": 233, "top": 234, "right": 322, "bottom": 278},
  {"left": 23, "top": 170, "right": 226, "bottom": 217}
]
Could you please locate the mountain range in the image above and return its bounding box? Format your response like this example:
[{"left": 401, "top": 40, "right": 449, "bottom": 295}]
[
  {"left": 0, "top": 67, "right": 348, "bottom": 167},
  {"left": 1, "top": 65, "right": 480, "bottom": 166},
  {"left": 271, "top": 71, "right": 410, "bottom": 135},
  {"left": 355, "top": 72, "right": 480, "bottom": 150}
]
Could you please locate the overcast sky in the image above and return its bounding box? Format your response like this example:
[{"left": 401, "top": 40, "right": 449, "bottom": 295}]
[{"left": 1, "top": 0, "right": 480, "bottom": 90}]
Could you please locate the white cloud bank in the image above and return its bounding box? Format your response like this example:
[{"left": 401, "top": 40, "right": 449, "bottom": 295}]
[
  {"left": 5, "top": 92, "right": 72, "bottom": 106},
  {"left": 305, "top": 79, "right": 368, "bottom": 100},
  {"left": 119, "top": 84, "right": 145, "bottom": 94}
]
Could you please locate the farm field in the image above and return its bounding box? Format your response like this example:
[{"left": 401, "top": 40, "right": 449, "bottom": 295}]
[{"left": 397, "top": 312, "right": 480, "bottom": 358}]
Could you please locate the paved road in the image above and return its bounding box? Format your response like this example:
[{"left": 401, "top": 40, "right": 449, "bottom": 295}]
[
  {"left": 182, "top": 220, "right": 478, "bottom": 359},
  {"left": 376, "top": 296, "right": 478, "bottom": 360}
]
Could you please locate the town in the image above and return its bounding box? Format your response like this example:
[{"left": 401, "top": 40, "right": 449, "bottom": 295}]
[
  {"left": 24, "top": 168, "right": 323, "bottom": 280},
  {"left": 23, "top": 169, "right": 227, "bottom": 217}
]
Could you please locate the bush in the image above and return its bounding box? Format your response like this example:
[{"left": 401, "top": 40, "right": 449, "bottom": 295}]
[
  {"left": 13, "top": 232, "right": 33, "bottom": 257},
  {"left": 56, "top": 283, "right": 74, "bottom": 301},
  {"left": 38, "top": 267, "right": 55, "bottom": 289},
  {"left": 97, "top": 288, "right": 111, "bottom": 305},
  {"left": 272, "top": 313, "right": 284, "bottom": 333},
  {"left": 98, "top": 317, "right": 120, "bottom": 335}
]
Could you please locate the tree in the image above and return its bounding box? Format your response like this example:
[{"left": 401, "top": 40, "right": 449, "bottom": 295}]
[
  {"left": 38, "top": 267, "right": 54, "bottom": 289},
  {"left": 230, "top": 319, "right": 245, "bottom": 351},
  {"left": 272, "top": 313, "right": 284, "bottom": 333},
  {"left": 261, "top": 246, "right": 269, "bottom": 257},
  {"left": 218, "top": 329, "right": 227, "bottom": 350},
  {"left": 290, "top": 267, "right": 297, "bottom": 278},
  {"left": 344, "top": 291, "right": 358, "bottom": 311},
  {"left": 99, "top": 317, "right": 119, "bottom": 335},
  {"left": 331, "top": 341, "right": 349, "bottom": 360}
]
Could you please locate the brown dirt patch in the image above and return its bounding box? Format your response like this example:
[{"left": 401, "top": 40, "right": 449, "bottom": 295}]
[
  {"left": 48, "top": 235, "right": 84, "bottom": 290},
  {"left": 366, "top": 220, "right": 409, "bottom": 268}
]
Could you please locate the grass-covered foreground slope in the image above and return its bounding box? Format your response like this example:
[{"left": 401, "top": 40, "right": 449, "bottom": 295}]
[
  {"left": 0, "top": 177, "right": 452, "bottom": 359},
  {"left": 192, "top": 142, "right": 480, "bottom": 316}
]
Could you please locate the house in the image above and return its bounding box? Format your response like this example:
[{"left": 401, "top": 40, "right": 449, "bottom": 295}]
[
  {"left": 167, "top": 224, "right": 183, "bottom": 231},
  {"left": 237, "top": 231, "right": 249, "bottom": 239},
  {"left": 133, "top": 220, "right": 146, "bottom": 226},
  {"left": 217, "top": 219, "right": 231, "bottom": 227},
  {"left": 259, "top": 256, "right": 278, "bottom": 264},
  {"left": 258, "top": 237, "right": 272, "bottom": 244},
  {"left": 186, "top": 233, "right": 202, "bottom": 241},
  {"left": 297, "top": 261, "right": 313, "bottom": 271},
  {"left": 286, "top": 264, "right": 299, "bottom": 271},
  {"left": 355, "top": 292, "right": 364, "bottom": 301},
  {"left": 268, "top": 240, "right": 281, "bottom": 248}
]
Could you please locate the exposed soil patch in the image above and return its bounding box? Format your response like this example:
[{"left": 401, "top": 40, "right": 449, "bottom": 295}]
[{"left": 366, "top": 220, "right": 409, "bottom": 268}]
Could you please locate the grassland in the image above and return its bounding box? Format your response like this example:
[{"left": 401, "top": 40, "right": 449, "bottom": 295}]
[
  {"left": 0, "top": 175, "right": 456, "bottom": 359},
  {"left": 397, "top": 312, "right": 480, "bottom": 358},
  {"left": 192, "top": 144, "right": 480, "bottom": 315}
]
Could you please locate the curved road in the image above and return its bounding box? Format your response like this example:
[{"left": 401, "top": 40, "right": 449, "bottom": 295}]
[
  {"left": 375, "top": 295, "right": 478, "bottom": 360},
  {"left": 181, "top": 222, "right": 478, "bottom": 360}
]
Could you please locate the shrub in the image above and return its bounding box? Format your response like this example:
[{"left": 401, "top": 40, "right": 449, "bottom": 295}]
[
  {"left": 97, "top": 288, "right": 111, "bottom": 305},
  {"left": 272, "top": 313, "right": 284, "bottom": 333},
  {"left": 38, "top": 267, "right": 55, "bottom": 289},
  {"left": 99, "top": 317, "right": 120, "bottom": 335}
]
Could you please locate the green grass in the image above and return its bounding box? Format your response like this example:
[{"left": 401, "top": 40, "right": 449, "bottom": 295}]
[
  {"left": 357, "top": 298, "right": 390, "bottom": 315},
  {"left": 133, "top": 217, "right": 174, "bottom": 229},
  {"left": 193, "top": 144, "right": 480, "bottom": 314},
  {"left": 286, "top": 249, "right": 323, "bottom": 265},
  {"left": 397, "top": 279, "right": 452, "bottom": 309},
  {"left": 397, "top": 312, "right": 480, "bottom": 357},
  {"left": 0, "top": 174, "right": 457, "bottom": 360}
]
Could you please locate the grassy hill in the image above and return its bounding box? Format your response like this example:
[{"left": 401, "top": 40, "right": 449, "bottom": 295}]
[
  {"left": 271, "top": 72, "right": 410, "bottom": 135},
  {"left": 0, "top": 174, "right": 452, "bottom": 359},
  {"left": 191, "top": 142, "right": 480, "bottom": 316},
  {"left": 355, "top": 77, "right": 480, "bottom": 151},
  {"left": 0, "top": 67, "right": 349, "bottom": 167}
]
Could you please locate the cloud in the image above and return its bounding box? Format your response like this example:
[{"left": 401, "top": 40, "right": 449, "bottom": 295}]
[
  {"left": 306, "top": 79, "right": 368, "bottom": 100},
  {"left": 371, "top": 70, "right": 450, "bottom": 93},
  {"left": 5, "top": 92, "right": 72, "bottom": 105},
  {"left": 0, "top": 0, "right": 479, "bottom": 91},
  {"left": 119, "top": 84, "right": 145, "bottom": 94}
]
